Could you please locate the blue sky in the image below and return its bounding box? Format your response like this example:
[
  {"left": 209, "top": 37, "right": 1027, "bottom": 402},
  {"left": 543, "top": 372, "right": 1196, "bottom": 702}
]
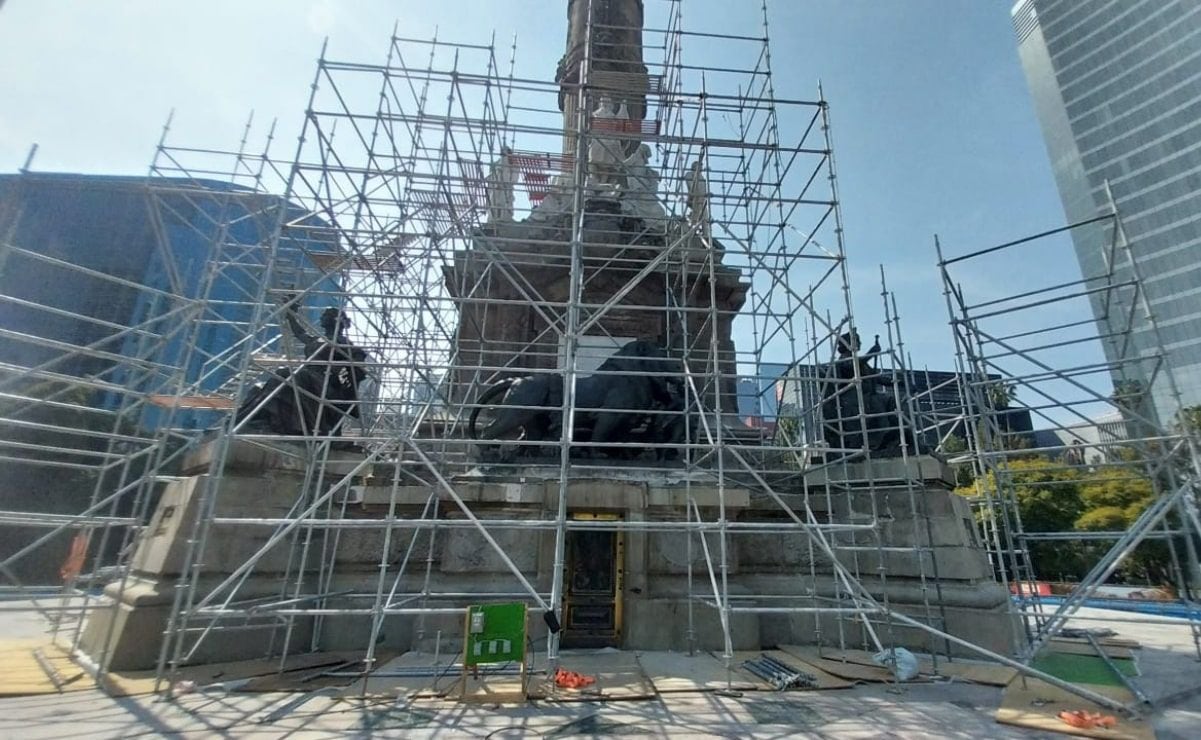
[{"left": 0, "top": 0, "right": 1104, "bottom": 400}]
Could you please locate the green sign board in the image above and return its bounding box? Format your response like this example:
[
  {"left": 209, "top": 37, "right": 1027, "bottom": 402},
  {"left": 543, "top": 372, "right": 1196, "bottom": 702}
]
[{"left": 464, "top": 602, "right": 527, "bottom": 667}]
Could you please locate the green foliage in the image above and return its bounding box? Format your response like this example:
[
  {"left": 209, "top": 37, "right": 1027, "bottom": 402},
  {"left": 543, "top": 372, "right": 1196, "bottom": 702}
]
[
  {"left": 776, "top": 415, "right": 801, "bottom": 446},
  {"left": 1074, "top": 506, "right": 1128, "bottom": 531},
  {"left": 985, "top": 381, "right": 1017, "bottom": 410},
  {"left": 1174, "top": 405, "right": 1201, "bottom": 436},
  {"left": 958, "top": 457, "right": 1083, "bottom": 531},
  {"left": 942, "top": 434, "right": 967, "bottom": 455},
  {"left": 940, "top": 434, "right": 976, "bottom": 487},
  {"left": 1077, "top": 469, "right": 1153, "bottom": 514},
  {"left": 954, "top": 455, "right": 1173, "bottom": 585},
  {"left": 774, "top": 414, "right": 805, "bottom": 470},
  {"left": 1010, "top": 471, "right": 1084, "bottom": 534},
  {"left": 1111, "top": 379, "right": 1145, "bottom": 414},
  {"left": 999, "top": 431, "right": 1033, "bottom": 452}
]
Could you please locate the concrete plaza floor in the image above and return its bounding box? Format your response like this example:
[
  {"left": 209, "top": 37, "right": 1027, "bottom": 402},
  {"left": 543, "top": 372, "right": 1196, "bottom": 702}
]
[{"left": 1, "top": 605, "right": 1198, "bottom": 738}]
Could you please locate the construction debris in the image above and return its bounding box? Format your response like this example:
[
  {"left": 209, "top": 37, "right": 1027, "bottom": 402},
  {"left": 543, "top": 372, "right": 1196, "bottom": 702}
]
[
  {"left": 741, "top": 654, "right": 818, "bottom": 691},
  {"left": 1058, "top": 710, "right": 1118, "bottom": 729},
  {"left": 553, "top": 667, "right": 595, "bottom": 689}
]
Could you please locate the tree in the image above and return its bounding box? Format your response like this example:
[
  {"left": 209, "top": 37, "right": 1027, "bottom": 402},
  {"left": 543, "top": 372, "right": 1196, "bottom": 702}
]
[
  {"left": 774, "top": 408, "right": 810, "bottom": 471},
  {"left": 1077, "top": 467, "right": 1154, "bottom": 515},
  {"left": 1111, "top": 379, "right": 1145, "bottom": 414},
  {"left": 956, "top": 457, "right": 1088, "bottom": 579},
  {"left": 941, "top": 432, "right": 970, "bottom": 456},
  {"left": 954, "top": 449, "right": 1176, "bottom": 585},
  {"left": 1074, "top": 506, "right": 1127, "bottom": 531},
  {"left": 985, "top": 380, "right": 1017, "bottom": 410},
  {"left": 941, "top": 434, "right": 975, "bottom": 487},
  {"left": 1074, "top": 463, "right": 1169, "bottom": 584},
  {"left": 1002, "top": 458, "right": 1086, "bottom": 534},
  {"left": 1174, "top": 405, "right": 1201, "bottom": 437}
]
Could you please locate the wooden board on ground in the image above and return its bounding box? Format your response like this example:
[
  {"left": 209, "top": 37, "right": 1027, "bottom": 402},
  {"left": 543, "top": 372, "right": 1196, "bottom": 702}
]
[
  {"left": 637, "top": 651, "right": 760, "bottom": 693},
  {"left": 101, "top": 651, "right": 357, "bottom": 697},
  {"left": 0, "top": 640, "right": 95, "bottom": 696},
  {"left": 789, "top": 645, "right": 880, "bottom": 667},
  {"left": 777, "top": 644, "right": 896, "bottom": 683},
  {"left": 335, "top": 652, "right": 459, "bottom": 699},
  {"left": 457, "top": 671, "right": 530, "bottom": 703},
  {"left": 919, "top": 659, "right": 1018, "bottom": 687},
  {"left": 240, "top": 664, "right": 355, "bottom": 693},
  {"left": 738, "top": 648, "right": 854, "bottom": 690},
  {"left": 242, "top": 651, "right": 398, "bottom": 693},
  {"left": 1047, "top": 639, "right": 1135, "bottom": 660},
  {"left": 539, "top": 650, "right": 655, "bottom": 702},
  {"left": 1052, "top": 635, "right": 1141, "bottom": 650},
  {"left": 995, "top": 676, "right": 1151, "bottom": 740}
]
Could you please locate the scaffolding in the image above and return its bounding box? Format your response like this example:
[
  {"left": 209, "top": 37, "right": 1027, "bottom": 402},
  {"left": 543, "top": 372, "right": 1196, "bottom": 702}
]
[
  {"left": 0, "top": 0, "right": 1194, "bottom": 717},
  {"left": 134, "top": 0, "right": 942, "bottom": 674},
  {"left": 936, "top": 195, "right": 1201, "bottom": 681}
]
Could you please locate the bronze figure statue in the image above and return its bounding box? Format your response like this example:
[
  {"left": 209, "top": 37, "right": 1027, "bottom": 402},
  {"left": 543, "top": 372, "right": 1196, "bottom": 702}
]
[
  {"left": 821, "top": 328, "right": 902, "bottom": 456},
  {"left": 469, "top": 339, "right": 682, "bottom": 459},
  {"left": 234, "top": 302, "right": 368, "bottom": 439}
]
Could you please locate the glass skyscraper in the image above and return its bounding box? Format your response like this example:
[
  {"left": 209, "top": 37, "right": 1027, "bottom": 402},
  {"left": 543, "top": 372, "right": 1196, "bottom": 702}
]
[{"left": 1012, "top": 0, "right": 1201, "bottom": 424}]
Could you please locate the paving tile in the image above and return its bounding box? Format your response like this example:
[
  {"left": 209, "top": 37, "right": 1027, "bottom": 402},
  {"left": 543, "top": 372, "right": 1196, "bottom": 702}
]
[{"left": 0, "top": 606, "right": 1198, "bottom": 738}]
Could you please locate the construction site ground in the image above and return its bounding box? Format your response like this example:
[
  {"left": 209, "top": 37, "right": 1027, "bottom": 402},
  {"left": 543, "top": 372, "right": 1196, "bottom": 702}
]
[{"left": 1, "top": 603, "right": 1197, "bottom": 739}]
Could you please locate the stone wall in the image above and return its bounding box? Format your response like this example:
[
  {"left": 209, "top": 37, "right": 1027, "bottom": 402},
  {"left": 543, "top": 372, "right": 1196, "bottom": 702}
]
[{"left": 80, "top": 450, "right": 1016, "bottom": 669}]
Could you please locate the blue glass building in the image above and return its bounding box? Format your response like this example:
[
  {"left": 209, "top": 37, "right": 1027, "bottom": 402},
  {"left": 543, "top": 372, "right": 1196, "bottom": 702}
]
[
  {"left": 1012, "top": 0, "right": 1201, "bottom": 424},
  {"left": 0, "top": 172, "right": 338, "bottom": 430}
]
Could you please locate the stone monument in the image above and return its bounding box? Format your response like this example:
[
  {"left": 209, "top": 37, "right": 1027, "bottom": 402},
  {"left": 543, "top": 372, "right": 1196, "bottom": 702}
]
[
  {"left": 76, "top": 0, "right": 1014, "bottom": 673},
  {"left": 556, "top": 0, "right": 649, "bottom": 159},
  {"left": 448, "top": 0, "right": 745, "bottom": 415}
]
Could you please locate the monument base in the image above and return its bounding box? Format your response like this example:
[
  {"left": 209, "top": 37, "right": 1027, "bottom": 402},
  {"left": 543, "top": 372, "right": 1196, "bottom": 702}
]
[
  {"left": 78, "top": 439, "right": 371, "bottom": 671},
  {"left": 79, "top": 444, "right": 1015, "bottom": 671}
]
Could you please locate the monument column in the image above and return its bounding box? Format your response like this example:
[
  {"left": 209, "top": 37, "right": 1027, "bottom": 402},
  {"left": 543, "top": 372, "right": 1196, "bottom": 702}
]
[
  {"left": 555, "top": 0, "right": 649, "bottom": 158},
  {"left": 449, "top": 0, "right": 747, "bottom": 416}
]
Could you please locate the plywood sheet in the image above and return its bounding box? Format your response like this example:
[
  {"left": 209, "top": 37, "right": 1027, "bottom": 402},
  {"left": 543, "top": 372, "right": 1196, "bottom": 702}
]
[
  {"left": 791, "top": 645, "right": 880, "bottom": 667},
  {"left": 1053, "top": 635, "right": 1141, "bottom": 650},
  {"left": 919, "top": 659, "right": 1018, "bottom": 687},
  {"left": 242, "top": 651, "right": 398, "bottom": 693},
  {"left": 776, "top": 645, "right": 895, "bottom": 683},
  {"left": 0, "top": 641, "right": 95, "bottom": 696},
  {"left": 1047, "top": 639, "right": 1135, "bottom": 660},
  {"left": 0, "top": 638, "right": 53, "bottom": 657},
  {"left": 539, "top": 650, "right": 655, "bottom": 702},
  {"left": 637, "top": 651, "right": 759, "bottom": 693},
  {"left": 722, "top": 651, "right": 775, "bottom": 690},
  {"left": 457, "top": 672, "right": 530, "bottom": 703},
  {"left": 336, "top": 652, "right": 459, "bottom": 699},
  {"left": 771, "top": 644, "right": 1089, "bottom": 688},
  {"left": 995, "top": 677, "right": 1150, "bottom": 740},
  {"left": 102, "top": 651, "right": 357, "bottom": 697}
]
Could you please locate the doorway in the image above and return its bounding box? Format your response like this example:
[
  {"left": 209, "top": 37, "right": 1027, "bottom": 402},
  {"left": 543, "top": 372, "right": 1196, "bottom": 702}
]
[{"left": 561, "top": 513, "right": 624, "bottom": 648}]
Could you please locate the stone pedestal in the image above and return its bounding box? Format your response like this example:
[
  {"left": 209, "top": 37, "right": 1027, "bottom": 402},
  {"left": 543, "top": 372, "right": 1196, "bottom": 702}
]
[
  {"left": 741, "top": 456, "right": 1018, "bottom": 657},
  {"left": 78, "top": 439, "right": 372, "bottom": 671},
  {"left": 82, "top": 445, "right": 1014, "bottom": 671},
  {"left": 347, "top": 456, "right": 1014, "bottom": 658},
  {"left": 444, "top": 214, "right": 747, "bottom": 412}
]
